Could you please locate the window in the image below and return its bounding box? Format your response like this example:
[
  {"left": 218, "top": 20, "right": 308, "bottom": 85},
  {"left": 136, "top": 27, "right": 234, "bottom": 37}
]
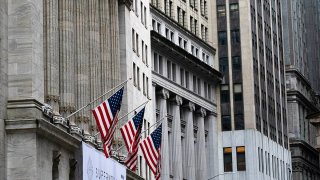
[
  {"left": 152, "top": 19, "right": 156, "bottom": 31},
  {"left": 193, "top": 76, "right": 197, "bottom": 92},
  {"left": 234, "top": 84, "right": 243, "bottom": 102},
  {"left": 232, "top": 56, "right": 241, "bottom": 71},
  {"left": 157, "top": 22, "right": 161, "bottom": 33},
  {"left": 230, "top": 3, "right": 239, "bottom": 16},
  {"left": 146, "top": 76, "right": 149, "bottom": 97},
  {"left": 180, "top": 68, "right": 184, "bottom": 86},
  {"left": 140, "top": 2, "right": 143, "bottom": 23},
  {"left": 185, "top": 71, "right": 189, "bottom": 88},
  {"left": 153, "top": 53, "right": 158, "bottom": 72},
  {"left": 143, "top": 73, "right": 146, "bottom": 95},
  {"left": 142, "top": 41, "right": 145, "bottom": 62},
  {"left": 145, "top": 45, "right": 148, "bottom": 65},
  {"left": 224, "top": 147, "right": 233, "bottom": 172},
  {"left": 159, "top": 55, "right": 163, "bottom": 75},
  {"left": 190, "top": 16, "right": 194, "bottom": 33},
  {"left": 222, "top": 116, "right": 231, "bottom": 131},
  {"left": 237, "top": 146, "right": 246, "bottom": 171},
  {"left": 218, "top": 31, "right": 227, "bottom": 45},
  {"left": 172, "top": 63, "right": 176, "bottom": 82},
  {"left": 136, "top": 33, "right": 139, "bottom": 56},
  {"left": 220, "top": 57, "right": 228, "bottom": 76},
  {"left": 133, "top": 63, "right": 136, "bottom": 86},
  {"left": 217, "top": 5, "right": 226, "bottom": 17},
  {"left": 197, "top": 78, "right": 201, "bottom": 95},
  {"left": 204, "top": 82, "right": 207, "bottom": 98},
  {"left": 235, "top": 114, "right": 244, "bottom": 130},
  {"left": 144, "top": 6, "right": 147, "bottom": 27},
  {"left": 221, "top": 85, "right": 230, "bottom": 103},
  {"left": 231, "top": 30, "right": 240, "bottom": 44},
  {"left": 137, "top": 67, "right": 140, "bottom": 90},
  {"left": 132, "top": 29, "right": 135, "bottom": 51},
  {"left": 167, "top": 60, "right": 172, "bottom": 79}
]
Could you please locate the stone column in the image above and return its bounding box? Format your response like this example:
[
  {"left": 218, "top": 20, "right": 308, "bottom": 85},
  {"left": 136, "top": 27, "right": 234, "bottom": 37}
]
[
  {"left": 0, "top": 0, "right": 7, "bottom": 178},
  {"left": 196, "top": 107, "right": 207, "bottom": 180},
  {"left": 183, "top": 102, "right": 196, "bottom": 179},
  {"left": 170, "top": 95, "right": 183, "bottom": 180},
  {"left": 159, "top": 88, "right": 170, "bottom": 180},
  {"left": 207, "top": 112, "right": 218, "bottom": 179},
  {"left": 59, "top": 0, "right": 75, "bottom": 121},
  {"left": 44, "top": 0, "right": 59, "bottom": 113}
]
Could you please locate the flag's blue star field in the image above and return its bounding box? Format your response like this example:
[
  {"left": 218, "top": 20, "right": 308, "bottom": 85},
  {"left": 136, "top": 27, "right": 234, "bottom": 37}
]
[
  {"left": 151, "top": 124, "right": 162, "bottom": 149},
  {"left": 108, "top": 87, "right": 124, "bottom": 116}
]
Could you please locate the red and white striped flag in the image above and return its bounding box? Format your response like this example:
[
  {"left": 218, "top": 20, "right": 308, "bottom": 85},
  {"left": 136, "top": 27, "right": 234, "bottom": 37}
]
[
  {"left": 140, "top": 124, "right": 162, "bottom": 180},
  {"left": 120, "top": 108, "right": 145, "bottom": 171},
  {"left": 92, "top": 87, "right": 123, "bottom": 140}
]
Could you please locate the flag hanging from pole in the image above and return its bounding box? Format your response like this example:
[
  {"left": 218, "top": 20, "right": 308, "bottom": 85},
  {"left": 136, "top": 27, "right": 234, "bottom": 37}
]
[
  {"left": 120, "top": 107, "right": 145, "bottom": 171},
  {"left": 92, "top": 87, "right": 124, "bottom": 141},
  {"left": 140, "top": 124, "right": 162, "bottom": 180}
]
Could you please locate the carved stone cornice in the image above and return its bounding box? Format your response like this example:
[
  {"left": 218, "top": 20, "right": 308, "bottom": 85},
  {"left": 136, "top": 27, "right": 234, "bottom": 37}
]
[
  {"left": 183, "top": 102, "right": 195, "bottom": 112},
  {"left": 158, "top": 88, "right": 170, "bottom": 100},
  {"left": 171, "top": 95, "right": 183, "bottom": 106},
  {"left": 196, "top": 107, "right": 207, "bottom": 117}
]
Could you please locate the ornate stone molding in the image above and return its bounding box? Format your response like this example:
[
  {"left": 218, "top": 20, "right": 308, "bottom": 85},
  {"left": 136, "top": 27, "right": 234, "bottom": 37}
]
[
  {"left": 171, "top": 95, "right": 183, "bottom": 106},
  {"left": 197, "top": 107, "right": 207, "bottom": 117},
  {"left": 183, "top": 102, "right": 195, "bottom": 112},
  {"left": 158, "top": 88, "right": 170, "bottom": 100}
]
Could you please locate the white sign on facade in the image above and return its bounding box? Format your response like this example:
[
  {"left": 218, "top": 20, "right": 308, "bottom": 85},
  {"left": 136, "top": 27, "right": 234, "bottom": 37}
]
[{"left": 82, "top": 142, "right": 126, "bottom": 180}]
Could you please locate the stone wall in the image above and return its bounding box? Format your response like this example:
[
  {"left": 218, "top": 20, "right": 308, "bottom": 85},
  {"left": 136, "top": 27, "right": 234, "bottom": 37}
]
[
  {"left": 0, "top": 0, "right": 8, "bottom": 178},
  {"left": 43, "top": 0, "right": 121, "bottom": 138}
]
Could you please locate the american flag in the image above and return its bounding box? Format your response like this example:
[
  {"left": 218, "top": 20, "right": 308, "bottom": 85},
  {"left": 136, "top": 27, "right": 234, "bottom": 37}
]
[
  {"left": 92, "top": 87, "right": 124, "bottom": 140},
  {"left": 140, "top": 124, "right": 162, "bottom": 180},
  {"left": 120, "top": 108, "right": 145, "bottom": 171}
]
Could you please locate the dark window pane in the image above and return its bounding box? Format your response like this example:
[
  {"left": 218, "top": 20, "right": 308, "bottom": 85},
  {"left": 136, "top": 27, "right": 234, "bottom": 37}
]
[
  {"left": 237, "top": 146, "right": 246, "bottom": 171},
  {"left": 235, "top": 114, "right": 244, "bottom": 130},
  {"left": 219, "top": 57, "right": 229, "bottom": 75},
  {"left": 222, "top": 116, "right": 231, "bottom": 131},
  {"left": 218, "top": 31, "right": 227, "bottom": 45},
  {"left": 231, "top": 30, "right": 240, "bottom": 44},
  {"left": 221, "top": 89, "right": 230, "bottom": 103},
  {"left": 230, "top": 3, "right": 239, "bottom": 16},
  {"left": 224, "top": 147, "right": 233, "bottom": 172},
  {"left": 232, "top": 56, "right": 241, "bottom": 70},
  {"left": 217, "top": 5, "right": 226, "bottom": 17}
]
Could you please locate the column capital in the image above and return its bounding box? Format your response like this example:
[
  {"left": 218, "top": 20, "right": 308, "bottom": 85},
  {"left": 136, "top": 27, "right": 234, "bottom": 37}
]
[
  {"left": 158, "top": 88, "right": 170, "bottom": 100},
  {"left": 196, "top": 107, "right": 207, "bottom": 117},
  {"left": 183, "top": 102, "right": 195, "bottom": 112},
  {"left": 208, "top": 111, "right": 217, "bottom": 117},
  {"left": 171, "top": 95, "right": 183, "bottom": 106},
  {"left": 152, "top": 81, "right": 157, "bottom": 87}
]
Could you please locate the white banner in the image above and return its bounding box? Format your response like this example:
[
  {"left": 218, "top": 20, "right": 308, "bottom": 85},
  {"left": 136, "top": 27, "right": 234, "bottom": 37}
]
[{"left": 82, "top": 142, "right": 126, "bottom": 180}]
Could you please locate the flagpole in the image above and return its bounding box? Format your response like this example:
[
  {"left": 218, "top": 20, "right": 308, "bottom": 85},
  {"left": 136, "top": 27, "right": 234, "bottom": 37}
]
[
  {"left": 65, "top": 78, "right": 132, "bottom": 120},
  {"left": 139, "top": 115, "right": 166, "bottom": 137},
  {"left": 94, "top": 100, "right": 150, "bottom": 137}
]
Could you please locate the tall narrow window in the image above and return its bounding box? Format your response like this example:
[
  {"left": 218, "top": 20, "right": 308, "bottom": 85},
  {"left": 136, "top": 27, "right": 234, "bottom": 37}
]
[
  {"left": 167, "top": 60, "right": 172, "bottom": 79},
  {"left": 180, "top": 68, "right": 184, "bottom": 86},
  {"left": 159, "top": 55, "right": 163, "bottom": 75},
  {"left": 143, "top": 73, "right": 146, "bottom": 95},
  {"left": 140, "top": 2, "right": 143, "bottom": 23},
  {"left": 193, "top": 76, "right": 197, "bottom": 92},
  {"left": 218, "top": 31, "right": 227, "bottom": 45},
  {"left": 133, "top": 63, "right": 136, "bottom": 86},
  {"left": 172, "top": 63, "right": 176, "bottom": 82},
  {"left": 217, "top": 5, "right": 226, "bottom": 17},
  {"left": 136, "top": 34, "right": 139, "bottom": 56},
  {"left": 144, "top": 6, "right": 147, "bottom": 27},
  {"left": 132, "top": 29, "right": 135, "bottom": 51},
  {"left": 231, "top": 30, "right": 240, "bottom": 44},
  {"left": 221, "top": 85, "right": 230, "bottom": 103},
  {"left": 197, "top": 78, "right": 201, "bottom": 95},
  {"left": 153, "top": 53, "right": 158, "bottom": 72},
  {"left": 224, "top": 147, "right": 233, "bottom": 172},
  {"left": 142, "top": 40, "right": 145, "bottom": 62},
  {"left": 185, "top": 71, "right": 189, "bottom": 89},
  {"left": 230, "top": 3, "right": 239, "bottom": 16},
  {"left": 222, "top": 116, "right": 231, "bottom": 131},
  {"left": 146, "top": 76, "right": 149, "bottom": 97},
  {"left": 237, "top": 146, "right": 246, "bottom": 171},
  {"left": 137, "top": 67, "right": 140, "bottom": 90}
]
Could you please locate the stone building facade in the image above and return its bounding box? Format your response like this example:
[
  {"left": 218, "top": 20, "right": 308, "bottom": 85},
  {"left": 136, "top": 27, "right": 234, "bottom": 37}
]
[
  {"left": 0, "top": 0, "right": 146, "bottom": 179},
  {"left": 150, "top": 1, "right": 221, "bottom": 179},
  {"left": 282, "top": 0, "right": 320, "bottom": 179},
  {"left": 214, "top": 0, "right": 292, "bottom": 179}
]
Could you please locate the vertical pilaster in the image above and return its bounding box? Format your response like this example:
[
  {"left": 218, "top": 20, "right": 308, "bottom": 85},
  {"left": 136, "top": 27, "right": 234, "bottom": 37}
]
[
  {"left": 207, "top": 112, "right": 219, "bottom": 179},
  {"left": 59, "top": 0, "right": 75, "bottom": 121},
  {"left": 0, "top": 0, "right": 7, "bottom": 178},
  {"left": 44, "top": 0, "right": 59, "bottom": 113},
  {"left": 75, "top": 0, "right": 90, "bottom": 133},
  {"left": 159, "top": 88, "right": 170, "bottom": 180},
  {"left": 171, "top": 95, "right": 183, "bottom": 180},
  {"left": 196, "top": 107, "right": 207, "bottom": 180},
  {"left": 183, "top": 102, "right": 196, "bottom": 179}
]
